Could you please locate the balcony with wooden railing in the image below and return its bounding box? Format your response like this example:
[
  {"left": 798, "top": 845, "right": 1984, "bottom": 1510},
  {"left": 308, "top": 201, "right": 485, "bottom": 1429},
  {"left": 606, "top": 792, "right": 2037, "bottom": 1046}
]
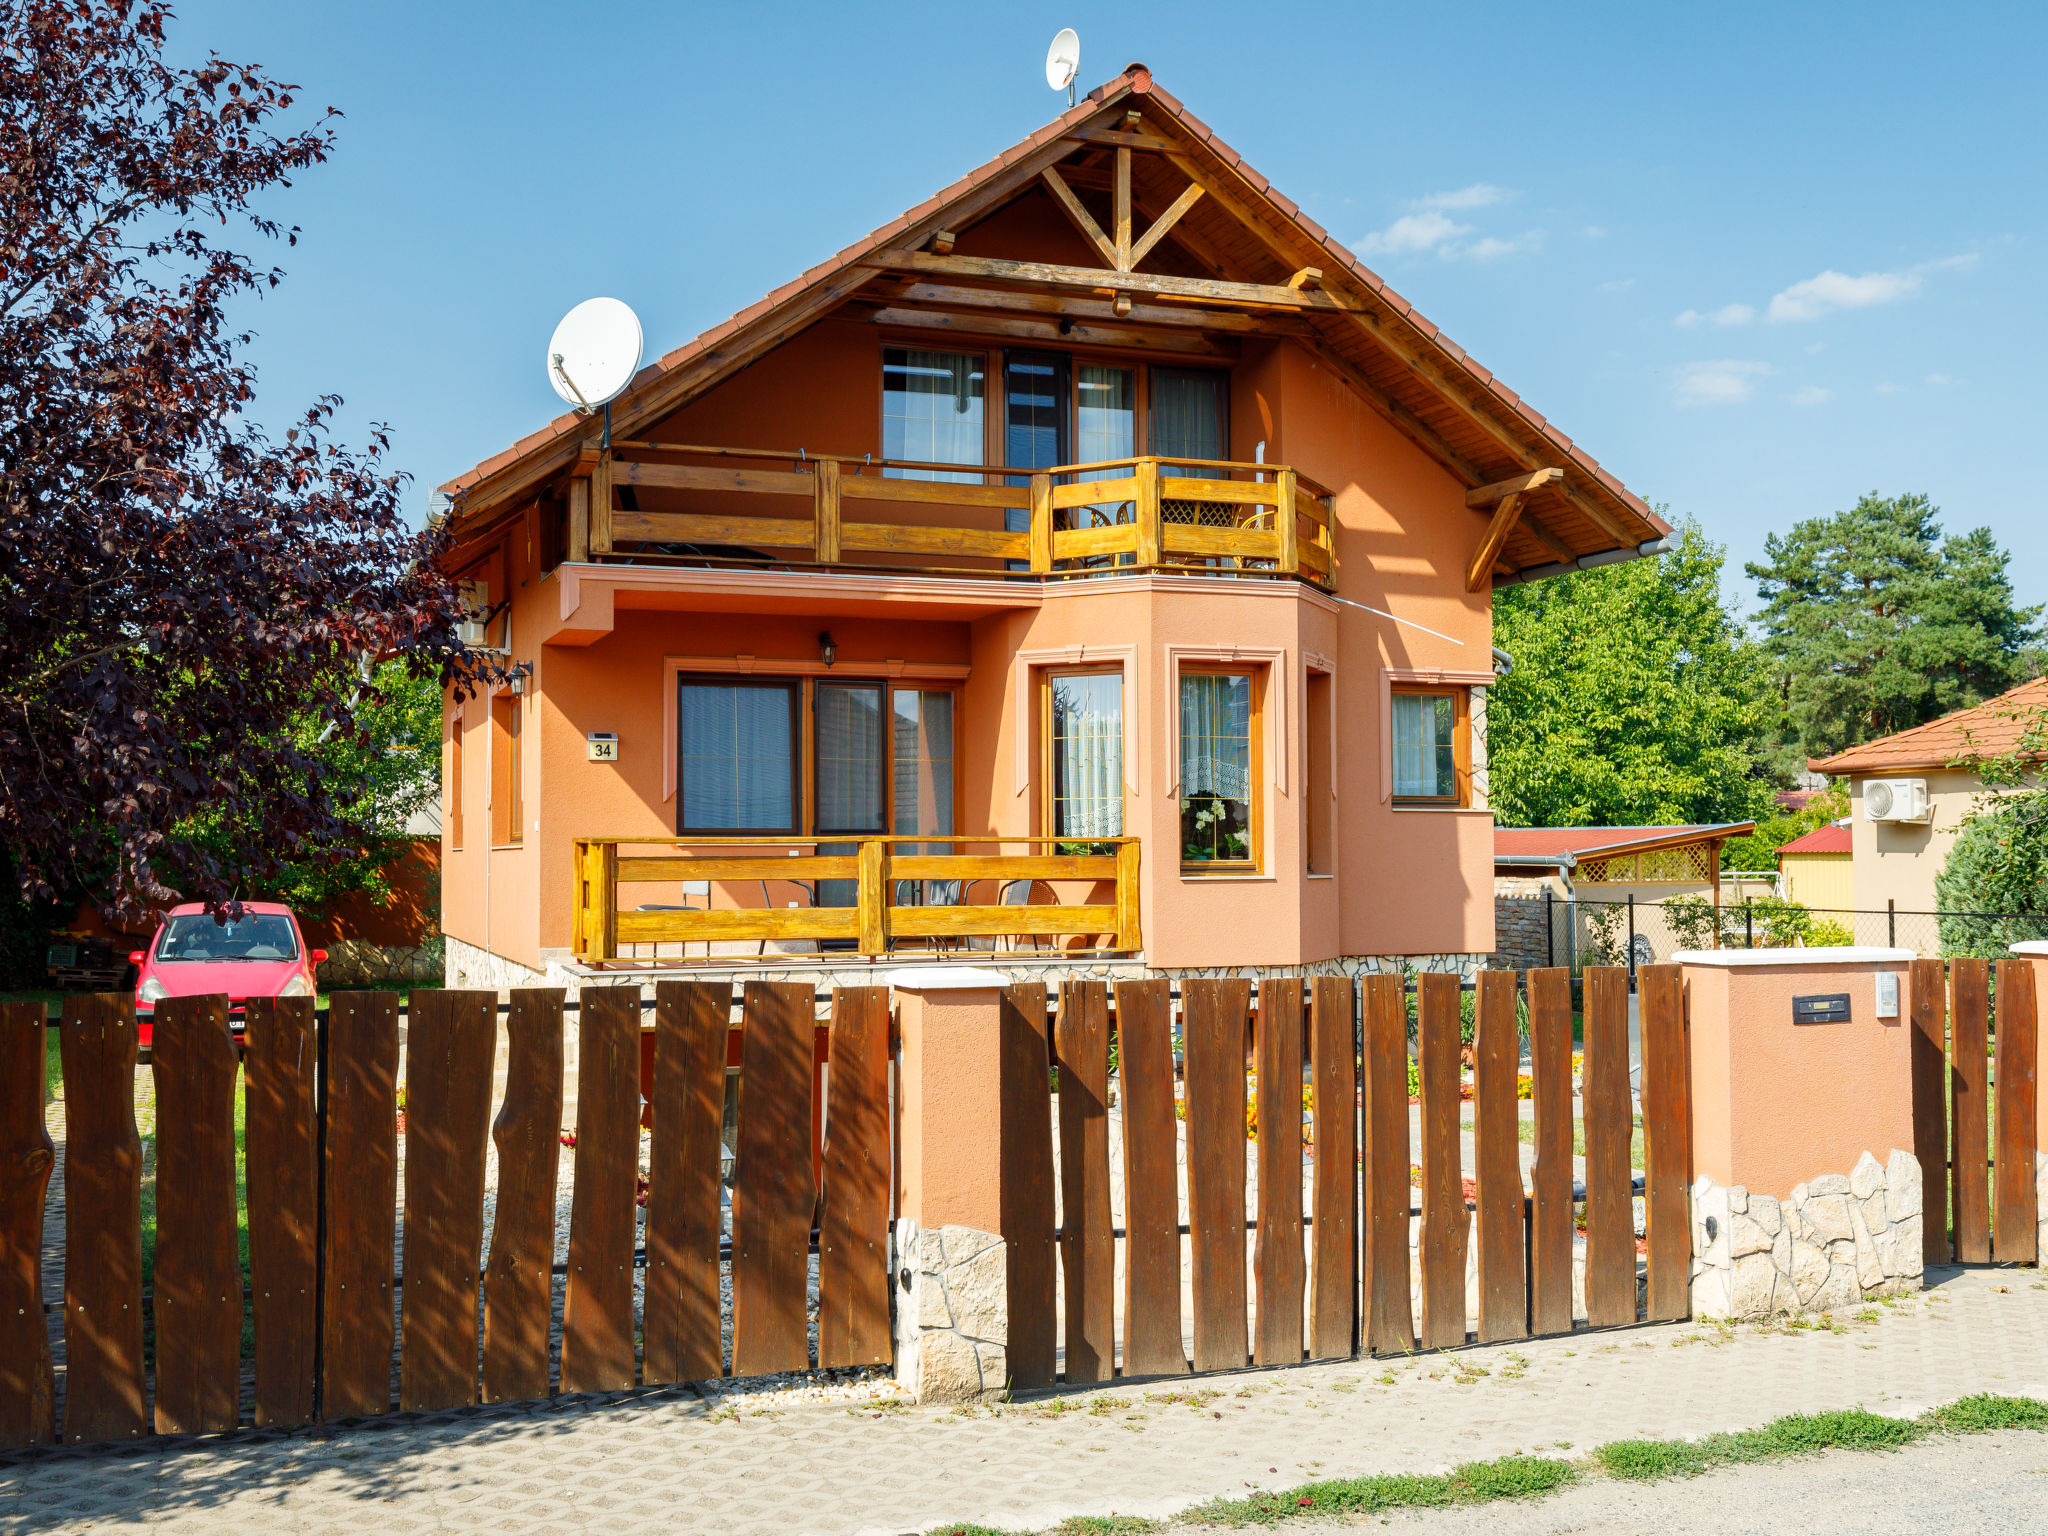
[
  {"left": 571, "top": 835, "right": 1142, "bottom": 966},
  {"left": 568, "top": 443, "right": 1335, "bottom": 589}
]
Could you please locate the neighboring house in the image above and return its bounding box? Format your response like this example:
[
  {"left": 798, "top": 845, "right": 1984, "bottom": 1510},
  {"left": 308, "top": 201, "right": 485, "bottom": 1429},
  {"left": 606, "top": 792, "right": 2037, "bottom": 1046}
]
[
  {"left": 1777, "top": 823, "right": 1853, "bottom": 910},
  {"left": 1492, "top": 824, "right": 1758, "bottom": 971},
  {"left": 432, "top": 64, "right": 1672, "bottom": 989},
  {"left": 1809, "top": 677, "right": 2048, "bottom": 915}
]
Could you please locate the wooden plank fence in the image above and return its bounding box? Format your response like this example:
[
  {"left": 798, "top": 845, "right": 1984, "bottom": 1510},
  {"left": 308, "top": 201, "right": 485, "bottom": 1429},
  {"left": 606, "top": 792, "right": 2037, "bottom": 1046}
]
[
  {"left": 16, "top": 957, "right": 2040, "bottom": 1447},
  {"left": 1909, "top": 957, "right": 2042, "bottom": 1268},
  {"left": 997, "top": 968, "right": 1696, "bottom": 1381},
  {"left": 0, "top": 982, "right": 892, "bottom": 1449}
]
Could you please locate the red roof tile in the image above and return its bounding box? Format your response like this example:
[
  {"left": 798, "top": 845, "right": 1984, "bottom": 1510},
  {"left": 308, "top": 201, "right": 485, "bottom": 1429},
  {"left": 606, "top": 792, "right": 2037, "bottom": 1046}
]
[
  {"left": 1810, "top": 678, "right": 2048, "bottom": 775},
  {"left": 1777, "top": 825, "right": 1852, "bottom": 856}
]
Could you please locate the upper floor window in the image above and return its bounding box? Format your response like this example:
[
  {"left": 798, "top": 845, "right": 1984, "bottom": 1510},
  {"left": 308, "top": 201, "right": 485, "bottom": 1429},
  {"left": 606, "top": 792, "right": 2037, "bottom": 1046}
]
[
  {"left": 883, "top": 348, "right": 984, "bottom": 483},
  {"left": 1179, "top": 668, "right": 1258, "bottom": 869},
  {"left": 1391, "top": 685, "right": 1470, "bottom": 806}
]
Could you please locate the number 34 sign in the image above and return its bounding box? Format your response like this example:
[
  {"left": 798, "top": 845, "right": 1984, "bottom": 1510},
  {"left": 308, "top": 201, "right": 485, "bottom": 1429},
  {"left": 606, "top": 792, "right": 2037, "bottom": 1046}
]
[{"left": 587, "top": 732, "right": 618, "bottom": 762}]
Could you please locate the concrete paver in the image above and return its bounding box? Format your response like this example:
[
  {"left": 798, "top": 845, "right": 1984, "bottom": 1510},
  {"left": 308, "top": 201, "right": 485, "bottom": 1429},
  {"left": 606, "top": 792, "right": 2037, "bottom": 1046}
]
[{"left": 6, "top": 1268, "right": 2048, "bottom": 1535}]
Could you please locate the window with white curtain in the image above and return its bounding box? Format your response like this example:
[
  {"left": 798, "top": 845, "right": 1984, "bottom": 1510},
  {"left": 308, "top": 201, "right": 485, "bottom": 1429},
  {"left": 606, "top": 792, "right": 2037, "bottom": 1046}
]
[
  {"left": 892, "top": 689, "right": 956, "bottom": 848},
  {"left": 1391, "top": 687, "right": 1465, "bottom": 804},
  {"left": 1048, "top": 671, "right": 1123, "bottom": 845},
  {"left": 677, "top": 679, "right": 798, "bottom": 833},
  {"left": 1179, "top": 669, "right": 1255, "bottom": 866},
  {"left": 884, "top": 348, "right": 984, "bottom": 483}
]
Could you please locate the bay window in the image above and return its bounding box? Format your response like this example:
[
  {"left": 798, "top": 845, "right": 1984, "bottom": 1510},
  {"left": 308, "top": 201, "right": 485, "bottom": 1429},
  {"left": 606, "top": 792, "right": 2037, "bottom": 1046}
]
[
  {"left": 1046, "top": 670, "right": 1124, "bottom": 850},
  {"left": 1179, "top": 668, "right": 1258, "bottom": 869}
]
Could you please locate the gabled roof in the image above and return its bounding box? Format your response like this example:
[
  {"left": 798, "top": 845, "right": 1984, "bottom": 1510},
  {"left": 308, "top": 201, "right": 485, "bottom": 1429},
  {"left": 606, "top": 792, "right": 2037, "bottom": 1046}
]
[
  {"left": 440, "top": 65, "right": 1667, "bottom": 578},
  {"left": 1810, "top": 678, "right": 2048, "bottom": 776},
  {"left": 1494, "top": 823, "right": 1756, "bottom": 866},
  {"left": 1778, "top": 824, "right": 1852, "bottom": 857}
]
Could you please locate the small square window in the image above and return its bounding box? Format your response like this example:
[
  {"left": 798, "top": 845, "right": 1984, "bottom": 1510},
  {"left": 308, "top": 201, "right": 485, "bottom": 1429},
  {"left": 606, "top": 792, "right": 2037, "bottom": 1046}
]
[{"left": 1391, "top": 686, "right": 1468, "bottom": 806}]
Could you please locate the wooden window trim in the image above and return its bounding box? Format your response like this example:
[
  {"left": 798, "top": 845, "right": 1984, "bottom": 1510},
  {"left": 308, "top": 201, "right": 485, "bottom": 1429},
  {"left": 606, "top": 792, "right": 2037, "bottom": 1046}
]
[
  {"left": 1389, "top": 682, "right": 1471, "bottom": 809},
  {"left": 1040, "top": 665, "right": 1126, "bottom": 846},
  {"left": 674, "top": 674, "right": 803, "bottom": 837},
  {"left": 448, "top": 699, "right": 464, "bottom": 852},
  {"left": 1177, "top": 661, "right": 1263, "bottom": 874}
]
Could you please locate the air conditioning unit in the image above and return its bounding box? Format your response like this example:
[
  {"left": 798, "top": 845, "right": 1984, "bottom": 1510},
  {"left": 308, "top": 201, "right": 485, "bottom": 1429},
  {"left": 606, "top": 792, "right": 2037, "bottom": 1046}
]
[
  {"left": 457, "top": 579, "right": 503, "bottom": 651},
  {"left": 1864, "top": 778, "right": 1932, "bottom": 824}
]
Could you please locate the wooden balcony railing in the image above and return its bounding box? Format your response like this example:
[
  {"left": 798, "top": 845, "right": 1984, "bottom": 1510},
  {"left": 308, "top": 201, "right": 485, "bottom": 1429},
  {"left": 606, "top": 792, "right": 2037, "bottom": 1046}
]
[
  {"left": 572, "top": 835, "right": 1142, "bottom": 963},
  {"left": 571, "top": 442, "right": 1334, "bottom": 589}
]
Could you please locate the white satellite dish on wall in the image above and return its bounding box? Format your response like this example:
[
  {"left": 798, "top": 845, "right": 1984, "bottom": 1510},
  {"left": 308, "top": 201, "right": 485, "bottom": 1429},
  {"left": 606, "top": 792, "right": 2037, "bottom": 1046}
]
[
  {"left": 546, "top": 297, "right": 643, "bottom": 413},
  {"left": 1046, "top": 28, "right": 1080, "bottom": 99}
]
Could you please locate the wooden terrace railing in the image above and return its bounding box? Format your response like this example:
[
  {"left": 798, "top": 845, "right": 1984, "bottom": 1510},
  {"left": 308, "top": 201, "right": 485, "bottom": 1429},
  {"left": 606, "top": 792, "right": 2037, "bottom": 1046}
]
[
  {"left": 574, "top": 442, "right": 1336, "bottom": 589},
  {"left": 572, "top": 834, "right": 1142, "bottom": 963}
]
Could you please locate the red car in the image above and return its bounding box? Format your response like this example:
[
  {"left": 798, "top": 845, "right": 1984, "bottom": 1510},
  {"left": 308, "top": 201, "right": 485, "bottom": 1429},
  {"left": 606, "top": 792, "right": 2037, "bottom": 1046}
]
[{"left": 131, "top": 901, "right": 326, "bottom": 1043}]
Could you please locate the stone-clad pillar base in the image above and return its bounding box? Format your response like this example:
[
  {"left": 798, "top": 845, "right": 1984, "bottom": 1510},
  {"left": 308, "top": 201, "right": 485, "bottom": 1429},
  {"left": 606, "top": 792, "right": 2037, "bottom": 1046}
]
[
  {"left": 1691, "top": 1149, "right": 1924, "bottom": 1320},
  {"left": 892, "top": 1219, "right": 1008, "bottom": 1404}
]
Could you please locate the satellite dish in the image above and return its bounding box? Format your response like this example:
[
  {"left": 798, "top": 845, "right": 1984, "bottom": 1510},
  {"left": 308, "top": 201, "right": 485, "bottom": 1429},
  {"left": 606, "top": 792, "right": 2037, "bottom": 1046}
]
[
  {"left": 546, "top": 297, "right": 643, "bottom": 413},
  {"left": 1046, "top": 27, "right": 1080, "bottom": 98}
]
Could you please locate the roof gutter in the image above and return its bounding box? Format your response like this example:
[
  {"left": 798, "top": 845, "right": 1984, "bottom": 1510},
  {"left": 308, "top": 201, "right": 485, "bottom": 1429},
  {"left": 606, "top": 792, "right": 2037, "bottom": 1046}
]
[{"left": 1494, "top": 535, "right": 1674, "bottom": 589}]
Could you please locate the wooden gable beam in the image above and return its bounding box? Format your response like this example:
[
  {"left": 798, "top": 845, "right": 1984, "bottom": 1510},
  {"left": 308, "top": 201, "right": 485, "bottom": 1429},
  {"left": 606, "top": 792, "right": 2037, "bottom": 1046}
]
[
  {"left": 865, "top": 248, "right": 1351, "bottom": 310},
  {"left": 1466, "top": 467, "right": 1563, "bottom": 506},
  {"left": 1040, "top": 167, "right": 1119, "bottom": 268},
  {"left": 1128, "top": 181, "right": 1205, "bottom": 268},
  {"left": 1465, "top": 493, "right": 1525, "bottom": 593},
  {"left": 882, "top": 282, "right": 1297, "bottom": 335},
  {"left": 867, "top": 305, "right": 1236, "bottom": 358}
]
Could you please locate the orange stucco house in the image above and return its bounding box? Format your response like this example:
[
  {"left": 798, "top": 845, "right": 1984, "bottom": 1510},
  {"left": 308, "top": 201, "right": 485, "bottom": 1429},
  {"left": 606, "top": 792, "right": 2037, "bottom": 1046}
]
[{"left": 432, "top": 65, "right": 1669, "bottom": 990}]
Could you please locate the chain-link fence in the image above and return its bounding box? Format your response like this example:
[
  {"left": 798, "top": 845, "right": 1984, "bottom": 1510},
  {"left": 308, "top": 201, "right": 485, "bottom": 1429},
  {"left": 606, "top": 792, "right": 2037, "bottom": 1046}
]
[{"left": 1501, "top": 890, "right": 2048, "bottom": 973}]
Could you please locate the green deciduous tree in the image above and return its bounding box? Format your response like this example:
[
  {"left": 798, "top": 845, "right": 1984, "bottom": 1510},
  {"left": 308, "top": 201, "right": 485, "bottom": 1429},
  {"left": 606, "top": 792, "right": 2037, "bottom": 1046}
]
[
  {"left": 1747, "top": 493, "right": 2040, "bottom": 773},
  {"left": 1488, "top": 517, "right": 1773, "bottom": 830},
  {"left": 1720, "top": 783, "right": 1849, "bottom": 871}
]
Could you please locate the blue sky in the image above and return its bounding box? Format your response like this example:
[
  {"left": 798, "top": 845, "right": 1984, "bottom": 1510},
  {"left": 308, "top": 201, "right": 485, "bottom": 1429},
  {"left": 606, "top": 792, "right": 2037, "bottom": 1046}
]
[{"left": 176, "top": 1, "right": 2044, "bottom": 613}]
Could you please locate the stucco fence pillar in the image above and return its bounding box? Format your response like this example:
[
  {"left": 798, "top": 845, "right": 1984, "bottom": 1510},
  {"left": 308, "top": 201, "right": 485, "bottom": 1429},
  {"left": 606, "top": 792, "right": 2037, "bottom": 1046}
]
[
  {"left": 1678, "top": 948, "right": 1926, "bottom": 1320},
  {"left": 889, "top": 968, "right": 1014, "bottom": 1404}
]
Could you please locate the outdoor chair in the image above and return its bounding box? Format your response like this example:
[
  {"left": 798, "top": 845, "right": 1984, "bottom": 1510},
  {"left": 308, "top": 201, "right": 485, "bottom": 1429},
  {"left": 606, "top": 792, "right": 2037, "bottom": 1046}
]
[{"left": 635, "top": 880, "right": 710, "bottom": 960}]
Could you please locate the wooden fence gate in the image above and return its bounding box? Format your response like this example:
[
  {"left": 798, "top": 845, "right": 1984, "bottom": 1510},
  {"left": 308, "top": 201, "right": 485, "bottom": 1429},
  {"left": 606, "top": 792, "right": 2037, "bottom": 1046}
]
[
  {"left": 1908, "top": 957, "right": 2039, "bottom": 1268},
  {"left": 0, "top": 980, "right": 892, "bottom": 1449},
  {"left": 997, "top": 967, "right": 1692, "bottom": 1385}
]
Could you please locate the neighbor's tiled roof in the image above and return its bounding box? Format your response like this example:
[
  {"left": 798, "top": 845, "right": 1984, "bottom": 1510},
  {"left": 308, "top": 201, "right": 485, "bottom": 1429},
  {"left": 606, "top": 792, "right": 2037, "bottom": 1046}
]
[
  {"left": 438, "top": 64, "right": 1667, "bottom": 555},
  {"left": 1809, "top": 677, "right": 2048, "bottom": 775},
  {"left": 1494, "top": 824, "right": 1756, "bottom": 864},
  {"left": 1777, "top": 824, "right": 1852, "bottom": 857}
]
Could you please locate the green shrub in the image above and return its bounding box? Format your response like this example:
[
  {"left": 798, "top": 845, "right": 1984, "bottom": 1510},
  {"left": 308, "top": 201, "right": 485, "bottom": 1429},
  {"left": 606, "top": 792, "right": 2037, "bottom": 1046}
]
[{"left": 1936, "top": 791, "right": 2048, "bottom": 957}]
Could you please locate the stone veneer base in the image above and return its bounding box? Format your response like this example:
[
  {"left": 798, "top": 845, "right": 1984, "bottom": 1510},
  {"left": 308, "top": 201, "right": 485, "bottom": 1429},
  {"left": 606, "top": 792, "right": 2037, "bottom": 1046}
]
[
  {"left": 1691, "top": 1150, "right": 1925, "bottom": 1320},
  {"left": 892, "top": 1221, "right": 1007, "bottom": 1405}
]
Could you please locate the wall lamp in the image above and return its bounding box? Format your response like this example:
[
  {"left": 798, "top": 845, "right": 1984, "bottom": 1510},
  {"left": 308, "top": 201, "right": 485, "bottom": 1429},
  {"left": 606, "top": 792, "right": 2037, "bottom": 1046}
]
[{"left": 818, "top": 631, "right": 838, "bottom": 669}]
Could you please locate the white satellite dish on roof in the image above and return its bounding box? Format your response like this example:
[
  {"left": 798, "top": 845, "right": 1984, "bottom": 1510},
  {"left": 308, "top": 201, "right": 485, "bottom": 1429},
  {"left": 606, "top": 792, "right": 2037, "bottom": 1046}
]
[
  {"left": 546, "top": 297, "right": 643, "bottom": 413},
  {"left": 1046, "top": 28, "right": 1080, "bottom": 100}
]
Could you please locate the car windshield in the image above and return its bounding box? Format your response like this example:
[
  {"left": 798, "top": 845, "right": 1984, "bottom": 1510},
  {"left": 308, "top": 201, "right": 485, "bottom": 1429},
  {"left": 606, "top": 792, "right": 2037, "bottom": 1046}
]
[{"left": 155, "top": 913, "right": 299, "bottom": 963}]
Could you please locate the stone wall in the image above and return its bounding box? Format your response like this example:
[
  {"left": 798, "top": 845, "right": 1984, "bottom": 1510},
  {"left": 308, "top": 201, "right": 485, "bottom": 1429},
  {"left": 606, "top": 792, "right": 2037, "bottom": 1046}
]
[
  {"left": 892, "top": 1220, "right": 1007, "bottom": 1405},
  {"left": 1691, "top": 1150, "right": 1924, "bottom": 1319},
  {"left": 319, "top": 936, "right": 443, "bottom": 989},
  {"left": 1491, "top": 877, "right": 1555, "bottom": 972}
]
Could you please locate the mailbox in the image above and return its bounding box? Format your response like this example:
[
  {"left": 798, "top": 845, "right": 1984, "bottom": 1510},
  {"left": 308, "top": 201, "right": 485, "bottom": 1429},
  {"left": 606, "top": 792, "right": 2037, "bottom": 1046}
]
[{"left": 1792, "top": 992, "right": 1852, "bottom": 1025}]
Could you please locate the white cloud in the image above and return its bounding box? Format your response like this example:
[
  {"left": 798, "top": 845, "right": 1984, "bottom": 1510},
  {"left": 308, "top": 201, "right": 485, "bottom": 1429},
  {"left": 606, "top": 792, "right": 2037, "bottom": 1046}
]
[
  {"left": 1791, "top": 385, "right": 1831, "bottom": 406},
  {"left": 1675, "top": 360, "right": 1771, "bottom": 406},
  {"left": 1468, "top": 232, "right": 1544, "bottom": 260},
  {"left": 1875, "top": 382, "right": 1902, "bottom": 395},
  {"left": 1358, "top": 185, "right": 1536, "bottom": 261},
  {"left": 1769, "top": 268, "right": 1920, "bottom": 322},
  {"left": 1583, "top": 225, "right": 1608, "bottom": 238},
  {"left": 1417, "top": 184, "right": 1505, "bottom": 211},
  {"left": 1925, "top": 372, "right": 1956, "bottom": 386},
  {"left": 1599, "top": 277, "right": 1635, "bottom": 292},
  {"left": 1359, "top": 209, "right": 1471, "bottom": 257},
  {"left": 1676, "top": 303, "right": 1756, "bottom": 329},
  {"left": 1766, "top": 255, "right": 1975, "bottom": 323}
]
